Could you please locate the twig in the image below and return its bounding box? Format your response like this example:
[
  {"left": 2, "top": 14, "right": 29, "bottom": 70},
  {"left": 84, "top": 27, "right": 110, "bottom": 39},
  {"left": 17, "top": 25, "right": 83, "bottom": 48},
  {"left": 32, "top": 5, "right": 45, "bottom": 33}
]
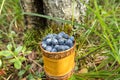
[{"left": 28, "top": 59, "right": 42, "bottom": 68}]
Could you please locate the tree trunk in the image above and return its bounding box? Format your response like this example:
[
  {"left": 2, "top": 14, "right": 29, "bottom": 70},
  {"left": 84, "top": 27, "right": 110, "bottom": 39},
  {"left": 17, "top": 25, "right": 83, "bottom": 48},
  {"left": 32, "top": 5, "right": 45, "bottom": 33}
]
[
  {"left": 43, "top": 0, "right": 89, "bottom": 27},
  {"left": 20, "top": 0, "right": 89, "bottom": 28},
  {"left": 20, "top": 0, "right": 45, "bottom": 29}
]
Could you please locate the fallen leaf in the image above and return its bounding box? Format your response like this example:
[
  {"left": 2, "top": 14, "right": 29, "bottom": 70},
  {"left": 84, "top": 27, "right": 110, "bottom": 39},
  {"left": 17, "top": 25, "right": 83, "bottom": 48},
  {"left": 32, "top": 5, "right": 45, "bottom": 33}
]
[
  {"left": 0, "top": 69, "right": 6, "bottom": 75},
  {"left": 78, "top": 68, "right": 88, "bottom": 73},
  {"left": 21, "top": 78, "right": 26, "bottom": 80}
]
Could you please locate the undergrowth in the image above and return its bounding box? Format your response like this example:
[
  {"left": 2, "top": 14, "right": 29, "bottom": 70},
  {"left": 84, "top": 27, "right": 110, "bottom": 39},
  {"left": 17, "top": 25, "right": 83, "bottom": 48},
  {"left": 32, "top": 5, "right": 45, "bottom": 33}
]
[{"left": 0, "top": 0, "right": 120, "bottom": 80}]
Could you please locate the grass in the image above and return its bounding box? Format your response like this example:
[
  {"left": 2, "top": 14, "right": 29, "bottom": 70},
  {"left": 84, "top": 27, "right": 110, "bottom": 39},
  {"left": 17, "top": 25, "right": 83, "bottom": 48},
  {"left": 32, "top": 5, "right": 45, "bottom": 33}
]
[{"left": 0, "top": 0, "right": 120, "bottom": 80}]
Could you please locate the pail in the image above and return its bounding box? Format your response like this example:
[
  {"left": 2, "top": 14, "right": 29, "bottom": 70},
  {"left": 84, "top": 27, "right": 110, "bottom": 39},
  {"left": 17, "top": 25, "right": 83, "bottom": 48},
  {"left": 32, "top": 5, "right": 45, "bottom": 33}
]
[{"left": 40, "top": 42, "right": 76, "bottom": 80}]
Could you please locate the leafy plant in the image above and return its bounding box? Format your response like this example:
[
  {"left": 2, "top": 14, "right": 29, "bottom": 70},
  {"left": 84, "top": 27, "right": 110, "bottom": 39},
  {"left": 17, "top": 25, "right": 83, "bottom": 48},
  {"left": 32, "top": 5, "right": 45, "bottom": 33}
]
[{"left": 0, "top": 44, "right": 31, "bottom": 69}]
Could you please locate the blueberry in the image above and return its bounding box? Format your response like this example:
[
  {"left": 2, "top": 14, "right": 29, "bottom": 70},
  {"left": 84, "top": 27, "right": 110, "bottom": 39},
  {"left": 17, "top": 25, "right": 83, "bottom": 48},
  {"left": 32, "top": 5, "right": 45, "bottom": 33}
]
[
  {"left": 64, "top": 45, "right": 70, "bottom": 50},
  {"left": 46, "top": 46, "right": 52, "bottom": 52},
  {"left": 64, "top": 39, "right": 67, "bottom": 42},
  {"left": 56, "top": 35, "right": 62, "bottom": 39},
  {"left": 51, "top": 48, "right": 57, "bottom": 52},
  {"left": 46, "top": 38, "right": 52, "bottom": 45},
  {"left": 58, "top": 32, "right": 65, "bottom": 37},
  {"left": 65, "top": 39, "right": 73, "bottom": 47},
  {"left": 42, "top": 37, "right": 48, "bottom": 41},
  {"left": 46, "top": 34, "right": 53, "bottom": 38},
  {"left": 63, "top": 34, "right": 69, "bottom": 39},
  {"left": 42, "top": 43, "right": 47, "bottom": 49},
  {"left": 42, "top": 41, "right": 46, "bottom": 44},
  {"left": 54, "top": 45, "right": 59, "bottom": 50},
  {"left": 52, "top": 34, "right": 57, "bottom": 37},
  {"left": 51, "top": 38, "right": 58, "bottom": 45},
  {"left": 58, "top": 39, "right": 65, "bottom": 45},
  {"left": 69, "top": 36, "right": 74, "bottom": 41},
  {"left": 57, "top": 45, "right": 65, "bottom": 51}
]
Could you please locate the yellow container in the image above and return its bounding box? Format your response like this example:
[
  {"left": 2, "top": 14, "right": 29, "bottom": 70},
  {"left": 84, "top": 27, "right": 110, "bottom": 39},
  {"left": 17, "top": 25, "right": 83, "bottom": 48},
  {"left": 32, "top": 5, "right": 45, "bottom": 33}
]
[{"left": 40, "top": 42, "right": 76, "bottom": 80}]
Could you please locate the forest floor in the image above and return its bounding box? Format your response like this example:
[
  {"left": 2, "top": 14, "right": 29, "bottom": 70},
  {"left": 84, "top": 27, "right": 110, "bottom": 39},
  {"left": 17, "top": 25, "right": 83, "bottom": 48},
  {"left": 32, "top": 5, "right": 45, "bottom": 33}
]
[{"left": 0, "top": 0, "right": 120, "bottom": 80}]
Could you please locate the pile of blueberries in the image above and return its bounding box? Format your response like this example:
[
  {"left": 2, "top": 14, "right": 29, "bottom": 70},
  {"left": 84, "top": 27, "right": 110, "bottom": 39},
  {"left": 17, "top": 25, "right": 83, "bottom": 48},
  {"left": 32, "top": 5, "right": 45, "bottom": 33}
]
[{"left": 41, "top": 32, "right": 75, "bottom": 52}]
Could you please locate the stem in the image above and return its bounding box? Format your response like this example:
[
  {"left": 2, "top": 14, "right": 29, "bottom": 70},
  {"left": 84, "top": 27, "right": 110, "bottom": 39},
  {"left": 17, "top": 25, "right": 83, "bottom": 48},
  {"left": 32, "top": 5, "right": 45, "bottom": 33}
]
[
  {"left": 10, "top": 51, "right": 18, "bottom": 60},
  {"left": 0, "top": 0, "right": 6, "bottom": 15},
  {"left": 72, "top": 0, "right": 75, "bottom": 26}
]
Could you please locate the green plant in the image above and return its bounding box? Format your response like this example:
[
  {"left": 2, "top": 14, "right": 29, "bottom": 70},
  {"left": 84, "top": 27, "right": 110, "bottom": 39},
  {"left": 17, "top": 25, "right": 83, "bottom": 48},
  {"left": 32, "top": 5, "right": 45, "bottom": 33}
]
[
  {"left": 0, "top": 0, "right": 120, "bottom": 79},
  {"left": 0, "top": 44, "right": 31, "bottom": 69}
]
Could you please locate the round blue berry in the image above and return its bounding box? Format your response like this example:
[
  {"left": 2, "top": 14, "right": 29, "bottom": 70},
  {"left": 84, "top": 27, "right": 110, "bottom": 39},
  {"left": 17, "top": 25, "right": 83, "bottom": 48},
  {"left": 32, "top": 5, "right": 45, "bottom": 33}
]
[
  {"left": 52, "top": 34, "right": 57, "bottom": 37},
  {"left": 51, "top": 38, "right": 58, "bottom": 45},
  {"left": 46, "top": 46, "right": 52, "bottom": 52},
  {"left": 42, "top": 43, "right": 47, "bottom": 49},
  {"left": 56, "top": 35, "right": 62, "bottom": 40},
  {"left": 51, "top": 48, "right": 57, "bottom": 52},
  {"left": 46, "top": 34, "right": 53, "bottom": 38},
  {"left": 64, "top": 45, "right": 70, "bottom": 50},
  {"left": 57, "top": 45, "right": 65, "bottom": 51},
  {"left": 69, "top": 36, "right": 74, "bottom": 41},
  {"left": 63, "top": 34, "right": 69, "bottom": 39},
  {"left": 42, "top": 37, "right": 48, "bottom": 41},
  {"left": 46, "top": 38, "right": 52, "bottom": 45},
  {"left": 58, "top": 32, "right": 65, "bottom": 37},
  {"left": 58, "top": 39, "right": 65, "bottom": 45},
  {"left": 65, "top": 39, "right": 73, "bottom": 47},
  {"left": 54, "top": 45, "right": 59, "bottom": 50}
]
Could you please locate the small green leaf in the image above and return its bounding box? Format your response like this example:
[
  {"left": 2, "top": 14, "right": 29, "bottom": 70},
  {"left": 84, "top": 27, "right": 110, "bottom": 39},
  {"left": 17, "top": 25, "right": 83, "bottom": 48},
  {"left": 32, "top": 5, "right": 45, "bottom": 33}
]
[
  {"left": 0, "top": 59, "right": 2, "bottom": 68},
  {"left": 18, "top": 70, "right": 26, "bottom": 77},
  {"left": 18, "top": 56, "right": 26, "bottom": 62},
  {"left": 0, "top": 34, "right": 3, "bottom": 38},
  {"left": 14, "top": 46, "right": 23, "bottom": 55},
  {"left": 25, "top": 51, "right": 31, "bottom": 55},
  {"left": 27, "top": 74, "right": 35, "bottom": 80},
  {"left": 11, "top": 31, "right": 16, "bottom": 35},
  {"left": 0, "top": 50, "right": 12, "bottom": 57},
  {"left": 22, "top": 47, "right": 26, "bottom": 53},
  {"left": 7, "top": 44, "right": 12, "bottom": 51},
  {"left": 9, "top": 31, "right": 16, "bottom": 38},
  {"left": 14, "top": 60, "right": 21, "bottom": 69},
  {"left": 9, "top": 58, "right": 16, "bottom": 63}
]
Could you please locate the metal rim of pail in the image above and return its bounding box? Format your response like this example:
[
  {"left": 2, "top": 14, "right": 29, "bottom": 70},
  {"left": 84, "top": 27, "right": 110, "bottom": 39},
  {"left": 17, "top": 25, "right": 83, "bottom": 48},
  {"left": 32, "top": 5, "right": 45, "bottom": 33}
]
[{"left": 40, "top": 41, "right": 76, "bottom": 59}]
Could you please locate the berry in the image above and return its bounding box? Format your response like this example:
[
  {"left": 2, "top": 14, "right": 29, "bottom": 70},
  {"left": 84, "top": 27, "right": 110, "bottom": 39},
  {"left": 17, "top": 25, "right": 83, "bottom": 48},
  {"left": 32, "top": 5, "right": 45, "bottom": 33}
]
[
  {"left": 69, "top": 36, "right": 74, "bottom": 41},
  {"left": 42, "top": 43, "right": 47, "bottom": 49},
  {"left": 56, "top": 35, "right": 62, "bottom": 39},
  {"left": 57, "top": 45, "right": 65, "bottom": 51},
  {"left": 65, "top": 39, "right": 73, "bottom": 47},
  {"left": 52, "top": 34, "right": 57, "bottom": 37},
  {"left": 41, "top": 32, "right": 75, "bottom": 52},
  {"left": 63, "top": 34, "right": 69, "bottom": 39},
  {"left": 46, "top": 38, "right": 52, "bottom": 45},
  {"left": 46, "top": 34, "right": 53, "bottom": 38},
  {"left": 58, "top": 39, "right": 65, "bottom": 45},
  {"left": 43, "top": 37, "right": 47, "bottom": 41},
  {"left": 46, "top": 46, "right": 52, "bottom": 52},
  {"left": 51, "top": 48, "right": 57, "bottom": 52},
  {"left": 64, "top": 45, "right": 70, "bottom": 50},
  {"left": 54, "top": 45, "right": 59, "bottom": 50},
  {"left": 51, "top": 38, "right": 58, "bottom": 45},
  {"left": 58, "top": 32, "right": 65, "bottom": 37}
]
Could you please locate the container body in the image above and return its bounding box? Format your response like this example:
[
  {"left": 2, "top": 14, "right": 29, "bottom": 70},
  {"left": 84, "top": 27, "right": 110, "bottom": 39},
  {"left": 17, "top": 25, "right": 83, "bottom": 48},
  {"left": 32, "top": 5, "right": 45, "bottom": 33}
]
[{"left": 40, "top": 42, "right": 76, "bottom": 80}]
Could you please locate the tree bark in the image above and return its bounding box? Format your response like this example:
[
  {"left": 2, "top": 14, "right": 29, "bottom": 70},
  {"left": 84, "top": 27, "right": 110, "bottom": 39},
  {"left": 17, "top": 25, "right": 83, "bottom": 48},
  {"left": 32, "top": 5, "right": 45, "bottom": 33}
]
[
  {"left": 43, "top": 0, "right": 89, "bottom": 27},
  {"left": 20, "top": 0, "right": 45, "bottom": 29},
  {"left": 20, "top": 0, "right": 89, "bottom": 28}
]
